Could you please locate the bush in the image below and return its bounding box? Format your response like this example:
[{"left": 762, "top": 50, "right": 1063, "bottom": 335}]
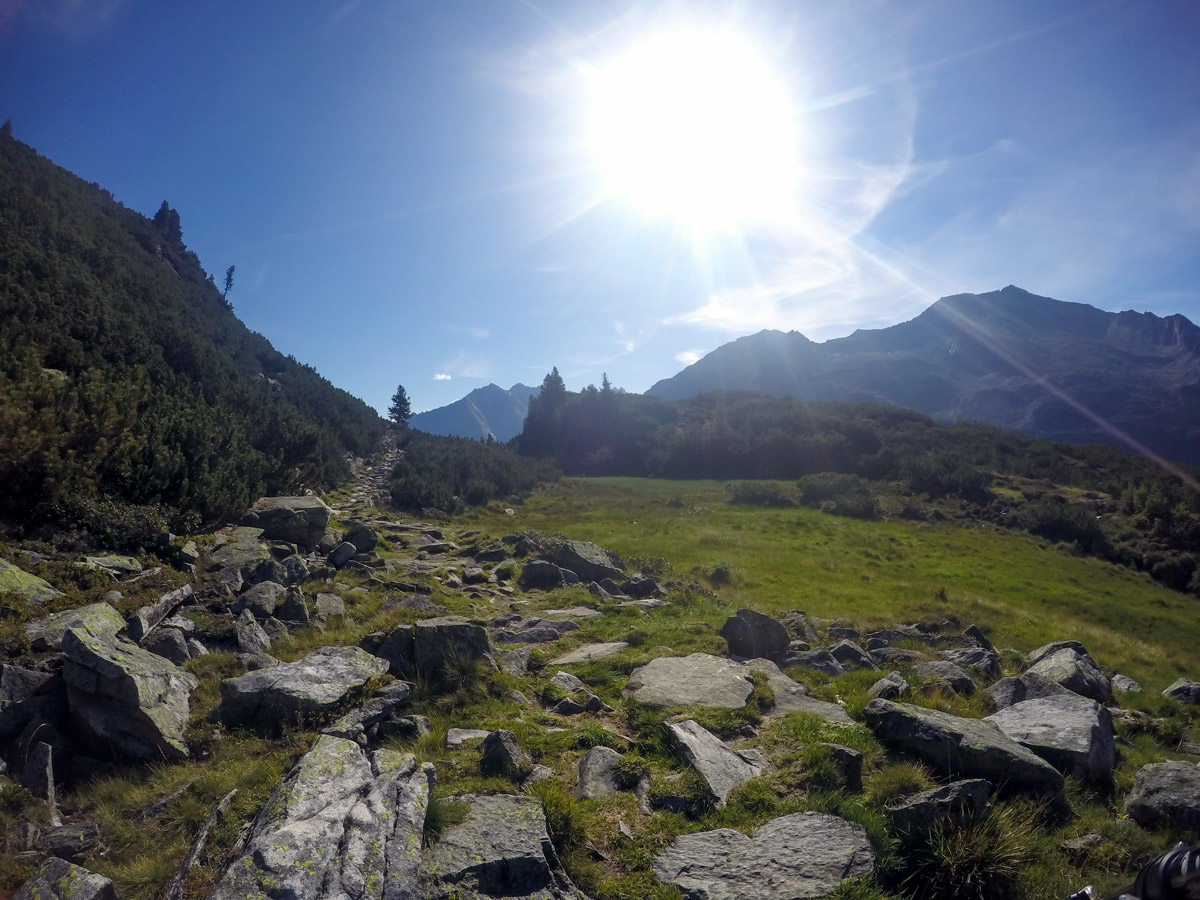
[
  {"left": 1013, "top": 496, "right": 1108, "bottom": 553},
  {"left": 796, "top": 473, "right": 879, "bottom": 520},
  {"left": 728, "top": 481, "right": 796, "bottom": 507}
]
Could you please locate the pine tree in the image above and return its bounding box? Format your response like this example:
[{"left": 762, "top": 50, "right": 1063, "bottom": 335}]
[
  {"left": 389, "top": 384, "right": 412, "bottom": 425},
  {"left": 223, "top": 265, "right": 235, "bottom": 298}
]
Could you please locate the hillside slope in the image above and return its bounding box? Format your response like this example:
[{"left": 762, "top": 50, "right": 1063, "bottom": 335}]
[
  {"left": 648, "top": 286, "right": 1200, "bottom": 464},
  {"left": 0, "top": 132, "right": 385, "bottom": 527},
  {"left": 410, "top": 382, "right": 537, "bottom": 441}
]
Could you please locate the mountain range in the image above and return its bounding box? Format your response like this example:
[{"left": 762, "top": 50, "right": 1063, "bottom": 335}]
[
  {"left": 409, "top": 382, "right": 538, "bottom": 442},
  {"left": 648, "top": 286, "right": 1200, "bottom": 465}
]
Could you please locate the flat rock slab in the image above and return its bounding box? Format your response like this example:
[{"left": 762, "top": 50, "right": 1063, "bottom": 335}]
[
  {"left": 653, "top": 811, "right": 875, "bottom": 900},
  {"left": 240, "top": 495, "right": 331, "bottom": 549},
  {"left": 550, "top": 642, "right": 629, "bottom": 665},
  {"left": 447, "top": 727, "right": 493, "bottom": 749},
  {"left": 985, "top": 694, "right": 1115, "bottom": 783},
  {"left": 863, "top": 699, "right": 1062, "bottom": 796},
  {"left": 210, "top": 735, "right": 432, "bottom": 900},
  {"left": 543, "top": 606, "right": 604, "bottom": 619},
  {"left": 26, "top": 602, "right": 125, "bottom": 652},
  {"left": 0, "top": 556, "right": 61, "bottom": 604},
  {"left": 421, "top": 794, "right": 586, "bottom": 899},
  {"left": 216, "top": 646, "right": 388, "bottom": 733},
  {"left": 1123, "top": 760, "right": 1200, "bottom": 831},
  {"left": 15, "top": 857, "right": 116, "bottom": 900},
  {"left": 667, "top": 720, "right": 766, "bottom": 807}
]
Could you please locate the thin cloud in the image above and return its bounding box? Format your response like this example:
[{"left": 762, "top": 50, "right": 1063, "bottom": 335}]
[
  {"left": 434, "top": 373, "right": 452, "bottom": 381},
  {"left": 675, "top": 350, "right": 704, "bottom": 365},
  {"left": 1, "top": 0, "right": 131, "bottom": 40}
]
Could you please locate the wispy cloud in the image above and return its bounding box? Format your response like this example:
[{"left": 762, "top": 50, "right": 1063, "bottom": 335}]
[
  {"left": 469, "top": 327, "right": 490, "bottom": 340},
  {"left": 674, "top": 349, "right": 704, "bottom": 365},
  {"left": 439, "top": 351, "right": 491, "bottom": 379},
  {"left": 434, "top": 373, "right": 452, "bottom": 381},
  {"left": 1, "top": 0, "right": 131, "bottom": 40}
]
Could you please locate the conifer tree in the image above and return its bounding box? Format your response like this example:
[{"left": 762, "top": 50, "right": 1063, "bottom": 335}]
[
  {"left": 389, "top": 384, "right": 412, "bottom": 425},
  {"left": 223, "top": 265, "right": 235, "bottom": 298}
]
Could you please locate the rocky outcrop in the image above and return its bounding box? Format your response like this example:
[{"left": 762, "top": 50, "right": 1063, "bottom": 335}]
[
  {"left": 667, "top": 719, "right": 766, "bottom": 808},
  {"left": 1123, "top": 760, "right": 1200, "bottom": 831},
  {"left": 240, "top": 495, "right": 332, "bottom": 550},
  {"left": 720, "top": 608, "right": 788, "bottom": 660},
  {"left": 985, "top": 694, "right": 1115, "bottom": 783},
  {"left": 26, "top": 603, "right": 125, "bottom": 653},
  {"left": 209, "top": 735, "right": 432, "bottom": 900},
  {"left": 652, "top": 811, "right": 875, "bottom": 900},
  {"left": 15, "top": 857, "right": 116, "bottom": 900},
  {"left": 1024, "top": 641, "right": 1112, "bottom": 704},
  {"left": 862, "top": 700, "right": 1063, "bottom": 796}
]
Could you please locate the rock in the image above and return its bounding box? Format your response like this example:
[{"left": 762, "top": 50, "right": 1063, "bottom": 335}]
[
  {"left": 343, "top": 521, "right": 379, "bottom": 554},
  {"left": 490, "top": 614, "right": 580, "bottom": 644},
  {"left": 0, "top": 665, "right": 58, "bottom": 738},
  {"left": 234, "top": 609, "right": 272, "bottom": 655},
  {"left": 447, "top": 727, "right": 492, "bottom": 749},
  {"left": 0, "top": 556, "right": 61, "bottom": 604},
  {"left": 323, "top": 682, "right": 415, "bottom": 744},
  {"left": 124, "top": 584, "right": 194, "bottom": 642},
  {"left": 962, "top": 624, "right": 996, "bottom": 653},
  {"left": 327, "top": 540, "right": 357, "bottom": 569},
  {"left": 828, "top": 626, "right": 861, "bottom": 641},
  {"left": 575, "top": 746, "right": 623, "bottom": 800},
  {"left": 543, "top": 606, "right": 604, "bottom": 619},
  {"left": 869, "top": 671, "right": 909, "bottom": 700},
  {"left": 777, "top": 648, "right": 846, "bottom": 677},
  {"left": 720, "top": 608, "right": 789, "bottom": 660},
  {"left": 373, "top": 617, "right": 491, "bottom": 677},
  {"left": 142, "top": 627, "right": 191, "bottom": 664},
  {"left": 210, "top": 735, "right": 432, "bottom": 900},
  {"left": 779, "top": 610, "right": 821, "bottom": 644},
  {"left": 26, "top": 741, "right": 58, "bottom": 824},
  {"left": 216, "top": 646, "right": 388, "bottom": 734},
  {"left": 913, "top": 660, "right": 975, "bottom": 695},
  {"left": 862, "top": 699, "right": 1063, "bottom": 796},
  {"left": 462, "top": 566, "right": 488, "bottom": 585},
  {"left": 830, "top": 640, "right": 877, "bottom": 670},
  {"left": 240, "top": 496, "right": 331, "bottom": 550},
  {"left": 865, "top": 627, "right": 941, "bottom": 648},
  {"left": 1162, "top": 678, "right": 1200, "bottom": 705},
  {"left": 985, "top": 694, "right": 1116, "bottom": 783},
  {"left": 742, "top": 659, "right": 853, "bottom": 724},
  {"left": 551, "top": 671, "right": 587, "bottom": 694},
  {"left": 14, "top": 857, "right": 116, "bottom": 900},
  {"left": 1024, "top": 642, "right": 1112, "bottom": 704},
  {"left": 652, "top": 811, "right": 875, "bottom": 900},
  {"left": 820, "top": 743, "right": 863, "bottom": 793},
  {"left": 871, "top": 647, "right": 927, "bottom": 666},
  {"left": 313, "top": 592, "right": 345, "bottom": 627},
  {"left": 621, "top": 574, "right": 661, "bottom": 598},
  {"left": 519, "top": 559, "right": 567, "bottom": 589},
  {"left": 26, "top": 603, "right": 125, "bottom": 653},
  {"left": 231, "top": 581, "right": 286, "bottom": 619},
  {"left": 207, "top": 526, "right": 275, "bottom": 593},
  {"left": 549, "top": 540, "right": 624, "bottom": 582},
  {"left": 280, "top": 554, "right": 309, "bottom": 585},
  {"left": 1124, "top": 760, "right": 1200, "bottom": 830},
  {"left": 62, "top": 622, "right": 197, "bottom": 760},
  {"left": 550, "top": 642, "right": 628, "bottom": 665},
  {"left": 85, "top": 554, "right": 142, "bottom": 577},
  {"left": 985, "top": 672, "right": 1074, "bottom": 710},
  {"left": 886, "top": 779, "right": 993, "bottom": 840},
  {"left": 43, "top": 822, "right": 102, "bottom": 862},
  {"left": 1111, "top": 674, "right": 1142, "bottom": 694},
  {"left": 275, "top": 587, "right": 311, "bottom": 625},
  {"left": 668, "top": 720, "right": 766, "bottom": 808},
  {"left": 420, "top": 794, "right": 586, "bottom": 899},
  {"left": 941, "top": 646, "right": 1002, "bottom": 681}
]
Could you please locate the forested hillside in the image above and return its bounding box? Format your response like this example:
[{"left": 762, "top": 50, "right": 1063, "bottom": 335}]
[{"left": 0, "top": 133, "right": 385, "bottom": 532}]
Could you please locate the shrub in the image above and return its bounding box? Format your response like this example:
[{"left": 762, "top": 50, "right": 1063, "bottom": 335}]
[
  {"left": 1012, "top": 496, "right": 1108, "bottom": 553},
  {"left": 728, "top": 481, "right": 796, "bottom": 507}
]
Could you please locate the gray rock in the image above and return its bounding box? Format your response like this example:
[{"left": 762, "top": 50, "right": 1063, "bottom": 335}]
[
  {"left": 420, "top": 794, "right": 586, "bottom": 899},
  {"left": 322, "top": 682, "right": 414, "bottom": 744},
  {"left": 25, "top": 741, "right": 57, "bottom": 823},
  {"left": 985, "top": 672, "right": 1074, "bottom": 710},
  {"left": 1111, "top": 674, "right": 1142, "bottom": 694},
  {"left": 186, "top": 637, "right": 208, "bottom": 657},
  {"left": 462, "top": 566, "right": 488, "bottom": 585},
  {"left": 142, "top": 627, "right": 191, "bottom": 664},
  {"left": 962, "top": 624, "right": 996, "bottom": 653},
  {"left": 886, "top": 779, "right": 993, "bottom": 840},
  {"left": 652, "top": 811, "right": 875, "bottom": 900},
  {"left": 776, "top": 648, "right": 846, "bottom": 677},
  {"left": 550, "top": 642, "right": 628, "bottom": 666},
  {"left": 231, "top": 581, "right": 286, "bottom": 619},
  {"left": 62, "top": 623, "right": 197, "bottom": 760},
  {"left": 550, "top": 671, "right": 587, "bottom": 694},
  {"left": 344, "top": 521, "right": 379, "bottom": 554},
  {"left": 871, "top": 647, "right": 927, "bottom": 666},
  {"left": 490, "top": 614, "right": 580, "bottom": 644},
  {"left": 216, "top": 646, "right": 388, "bottom": 734},
  {"left": 0, "top": 556, "right": 62, "bottom": 605},
  {"left": 447, "top": 727, "right": 491, "bottom": 749},
  {"left": 262, "top": 616, "right": 289, "bottom": 643},
  {"left": 240, "top": 495, "right": 331, "bottom": 550},
  {"left": 778, "top": 610, "right": 821, "bottom": 644},
  {"left": 207, "top": 526, "right": 274, "bottom": 593},
  {"left": 281, "top": 553, "right": 309, "bottom": 585},
  {"left": 720, "top": 608, "right": 789, "bottom": 660},
  {"left": 830, "top": 639, "right": 877, "bottom": 670},
  {"left": 43, "top": 823, "right": 102, "bottom": 862},
  {"left": 26, "top": 603, "right": 125, "bottom": 653},
  {"left": 862, "top": 699, "right": 1063, "bottom": 796},
  {"left": 742, "top": 659, "right": 853, "bottom": 724},
  {"left": 14, "top": 857, "right": 116, "bottom": 900},
  {"left": 1123, "top": 760, "right": 1200, "bottom": 831},
  {"left": 0, "top": 665, "right": 58, "bottom": 738},
  {"left": 1025, "top": 642, "right": 1112, "bottom": 704},
  {"left": 519, "top": 559, "right": 567, "bottom": 589},
  {"left": 210, "top": 735, "right": 432, "bottom": 900},
  {"left": 373, "top": 617, "right": 492, "bottom": 677},
  {"left": 542, "top": 606, "right": 604, "bottom": 619},
  {"left": 828, "top": 626, "right": 861, "bottom": 641},
  {"left": 865, "top": 627, "right": 940, "bottom": 648},
  {"left": 275, "top": 587, "right": 311, "bottom": 624},
  {"left": 621, "top": 573, "right": 661, "bottom": 598},
  {"left": 497, "top": 645, "right": 536, "bottom": 675},
  {"left": 549, "top": 540, "right": 624, "bottom": 582},
  {"left": 913, "top": 660, "right": 975, "bottom": 695},
  {"left": 124, "top": 584, "right": 193, "bottom": 642},
  {"left": 575, "top": 746, "right": 623, "bottom": 800},
  {"left": 313, "top": 592, "right": 345, "bottom": 627},
  {"left": 869, "top": 671, "right": 909, "bottom": 700},
  {"left": 667, "top": 719, "right": 767, "bottom": 808},
  {"left": 985, "top": 694, "right": 1115, "bottom": 783},
  {"left": 327, "top": 540, "right": 357, "bottom": 569},
  {"left": 819, "top": 743, "right": 863, "bottom": 793},
  {"left": 941, "top": 646, "right": 1002, "bottom": 681},
  {"left": 234, "top": 609, "right": 272, "bottom": 655},
  {"left": 1162, "top": 678, "right": 1200, "bottom": 705}
]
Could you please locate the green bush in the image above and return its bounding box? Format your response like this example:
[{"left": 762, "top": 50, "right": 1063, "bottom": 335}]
[{"left": 728, "top": 481, "right": 796, "bottom": 507}]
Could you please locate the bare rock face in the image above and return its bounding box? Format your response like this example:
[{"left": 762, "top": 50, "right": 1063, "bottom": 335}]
[
  {"left": 15, "top": 857, "right": 116, "bottom": 900},
  {"left": 209, "top": 735, "right": 432, "bottom": 900},
  {"left": 667, "top": 719, "right": 766, "bottom": 808},
  {"left": 985, "top": 694, "right": 1115, "bottom": 783},
  {"left": 652, "top": 811, "right": 875, "bottom": 900},
  {"left": 240, "top": 495, "right": 331, "bottom": 550}
]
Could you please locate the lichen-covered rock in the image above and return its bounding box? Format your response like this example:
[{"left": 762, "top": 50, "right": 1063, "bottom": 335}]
[
  {"left": 322, "top": 682, "right": 414, "bottom": 745},
  {"left": 142, "top": 627, "right": 191, "bottom": 665},
  {"left": 372, "top": 616, "right": 491, "bottom": 677},
  {"left": 985, "top": 694, "right": 1115, "bottom": 783},
  {"left": 720, "top": 608, "right": 789, "bottom": 660},
  {"left": 207, "top": 526, "right": 275, "bottom": 593},
  {"left": 240, "top": 496, "right": 332, "bottom": 550},
  {"left": 667, "top": 719, "right": 767, "bottom": 808},
  {"left": 1123, "top": 760, "right": 1200, "bottom": 831},
  {"left": 210, "top": 735, "right": 432, "bottom": 900},
  {"left": 0, "top": 556, "right": 61, "bottom": 605},
  {"left": 14, "top": 857, "right": 116, "bottom": 900},
  {"left": 124, "top": 585, "right": 193, "bottom": 642},
  {"left": 215, "top": 646, "right": 387, "bottom": 733},
  {"left": 26, "top": 603, "right": 125, "bottom": 653},
  {"left": 652, "top": 811, "right": 875, "bottom": 900}
]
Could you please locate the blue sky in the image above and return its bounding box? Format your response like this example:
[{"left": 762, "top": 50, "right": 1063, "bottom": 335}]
[{"left": 4, "top": 1, "right": 1199, "bottom": 415}]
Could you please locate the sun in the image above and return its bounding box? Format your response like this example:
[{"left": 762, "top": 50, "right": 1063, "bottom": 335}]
[{"left": 586, "top": 28, "right": 800, "bottom": 234}]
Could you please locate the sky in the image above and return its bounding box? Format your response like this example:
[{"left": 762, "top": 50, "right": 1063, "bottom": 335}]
[{"left": 3, "top": 1, "right": 1199, "bottom": 415}]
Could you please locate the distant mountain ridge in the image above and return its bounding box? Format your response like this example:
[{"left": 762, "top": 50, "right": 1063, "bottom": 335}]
[
  {"left": 410, "top": 383, "right": 538, "bottom": 442},
  {"left": 648, "top": 286, "right": 1200, "bottom": 464}
]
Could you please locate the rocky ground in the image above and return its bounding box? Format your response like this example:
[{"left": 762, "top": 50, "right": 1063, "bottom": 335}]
[{"left": 2, "top": 449, "right": 1199, "bottom": 900}]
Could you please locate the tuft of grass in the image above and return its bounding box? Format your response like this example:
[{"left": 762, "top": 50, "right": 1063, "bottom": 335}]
[
  {"left": 528, "top": 781, "right": 589, "bottom": 857},
  {"left": 864, "top": 762, "right": 936, "bottom": 807},
  {"left": 422, "top": 795, "right": 470, "bottom": 845}
]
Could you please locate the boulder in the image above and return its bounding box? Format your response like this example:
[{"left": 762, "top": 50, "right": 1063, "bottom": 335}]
[
  {"left": 779, "top": 610, "right": 821, "bottom": 644},
  {"left": 0, "top": 556, "right": 61, "bottom": 604},
  {"left": 985, "top": 672, "right": 1074, "bottom": 710},
  {"left": 519, "top": 559, "right": 567, "bottom": 589},
  {"left": 1024, "top": 642, "right": 1112, "bottom": 704},
  {"left": 496, "top": 645, "right": 535, "bottom": 676},
  {"left": 720, "top": 608, "right": 789, "bottom": 660},
  {"left": 275, "top": 587, "right": 311, "bottom": 625},
  {"left": 124, "top": 584, "right": 194, "bottom": 642},
  {"left": 548, "top": 540, "right": 624, "bottom": 582},
  {"left": 234, "top": 609, "right": 272, "bottom": 655},
  {"left": 372, "top": 617, "right": 491, "bottom": 677},
  {"left": 985, "top": 694, "right": 1115, "bottom": 783},
  {"left": 652, "top": 811, "right": 875, "bottom": 900},
  {"left": 207, "top": 526, "right": 275, "bottom": 593},
  {"left": 62, "top": 623, "right": 197, "bottom": 761},
  {"left": 820, "top": 743, "right": 863, "bottom": 793},
  {"left": 240, "top": 496, "right": 331, "bottom": 550},
  {"left": 862, "top": 699, "right": 1063, "bottom": 796},
  {"left": 1111, "top": 674, "right": 1142, "bottom": 694},
  {"left": 575, "top": 746, "right": 623, "bottom": 800},
  {"left": 871, "top": 647, "right": 927, "bottom": 667},
  {"left": 343, "top": 521, "right": 379, "bottom": 554},
  {"left": 480, "top": 730, "right": 527, "bottom": 779},
  {"left": 913, "top": 660, "right": 975, "bottom": 695},
  {"left": 231, "top": 581, "right": 286, "bottom": 619},
  {"left": 550, "top": 642, "right": 628, "bottom": 666},
  {"left": 327, "top": 541, "right": 357, "bottom": 569},
  {"left": 14, "top": 857, "right": 116, "bottom": 900},
  {"left": 323, "top": 682, "right": 415, "bottom": 745},
  {"left": 1123, "top": 760, "right": 1200, "bottom": 831},
  {"left": 550, "top": 671, "right": 587, "bottom": 694},
  {"left": 776, "top": 648, "right": 846, "bottom": 677},
  {"left": 866, "top": 628, "right": 941, "bottom": 648},
  {"left": 142, "top": 627, "right": 191, "bottom": 665},
  {"left": 886, "top": 779, "right": 993, "bottom": 840},
  {"left": 830, "top": 639, "right": 877, "bottom": 670},
  {"left": 869, "top": 671, "right": 909, "bottom": 700},
  {"left": 26, "top": 602, "right": 125, "bottom": 653},
  {"left": 940, "top": 646, "right": 1002, "bottom": 681},
  {"left": 0, "top": 665, "right": 58, "bottom": 738},
  {"left": 462, "top": 566, "right": 488, "bottom": 585},
  {"left": 962, "top": 624, "right": 996, "bottom": 653},
  {"left": 215, "top": 646, "right": 388, "bottom": 733},
  {"left": 313, "top": 592, "right": 345, "bottom": 628},
  {"left": 667, "top": 719, "right": 767, "bottom": 808},
  {"left": 620, "top": 573, "right": 661, "bottom": 598},
  {"left": 742, "top": 659, "right": 853, "bottom": 724},
  {"left": 489, "top": 614, "right": 580, "bottom": 644},
  {"left": 447, "top": 727, "right": 492, "bottom": 749},
  {"left": 209, "top": 735, "right": 432, "bottom": 900},
  {"left": 1162, "top": 678, "right": 1200, "bottom": 705},
  {"left": 420, "top": 794, "right": 586, "bottom": 899}
]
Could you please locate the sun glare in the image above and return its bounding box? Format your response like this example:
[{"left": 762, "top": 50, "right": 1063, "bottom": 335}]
[{"left": 587, "top": 29, "right": 800, "bottom": 234}]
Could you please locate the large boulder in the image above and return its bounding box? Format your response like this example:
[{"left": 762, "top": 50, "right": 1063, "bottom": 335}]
[
  {"left": 1123, "top": 761, "right": 1200, "bottom": 831},
  {"left": 1024, "top": 641, "right": 1112, "bottom": 704},
  {"left": 1162, "top": 678, "right": 1200, "bottom": 705},
  {"left": 0, "top": 556, "right": 61, "bottom": 604},
  {"left": 720, "top": 608, "right": 789, "bottom": 660},
  {"left": 215, "top": 646, "right": 388, "bottom": 733},
  {"left": 548, "top": 540, "right": 624, "bottom": 583},
  {"left": 240, "top": 496, "right": 331, "bottom": 550},
  {"left": 518, "top": 560, "right": 568, "bottom": 589},
  {"left": 886, "top": 779, "right": 993, "bottom": 840},
  {"left": 15, "top": 857, "right": 116, "bottom": 900},
  {"left": 420, "top": 794, "right": 587, "bottom": 899},
  {"left": 667, "top": 719, "right": 767, "bottom": 808},
  {"left": 862, "top": 699, "right": 1063, "bottom": 796},
  {"left": 985, "top": 672, "right": 1074, "bottom": 710},
  {"left": 652, "top": 811, "right": 875, "bottom": 900},
  {"left": 371, "top": 617, "right": 491, "bottom": 677},
  {"left": 209, "top": 735, "right": 432, "bottom": 900},
  {"left": 62, "top": 622, "right": 197, "bottom": 761},
  {"left": 207, "top": 526, "right": 276, "bottom": 593},
  {"left": 26, "top": 603, "right": 125, "bottom": 653},
  {"left": 985, "top": 694, "right": 1115, "bottom": 783}
]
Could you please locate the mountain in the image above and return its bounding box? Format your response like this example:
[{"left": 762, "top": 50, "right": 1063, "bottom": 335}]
[
  {"left": 648, "top": 286, "right": 1200, "bottom": 464},
  {"left": 0, "top": 132, "right": 385, "bottom": 529},
  {"left": 410, "top": 383, "right": 538, "bottom": 442}
]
